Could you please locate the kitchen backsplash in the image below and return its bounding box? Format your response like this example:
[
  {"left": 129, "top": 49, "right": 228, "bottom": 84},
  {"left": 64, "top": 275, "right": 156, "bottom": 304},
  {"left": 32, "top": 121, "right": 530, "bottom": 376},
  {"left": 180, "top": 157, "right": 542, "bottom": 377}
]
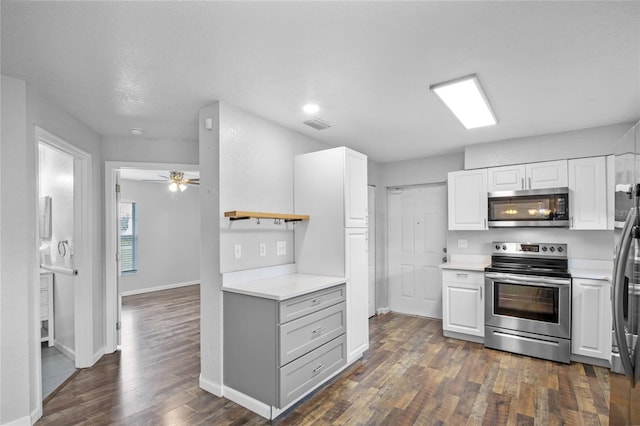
[{"left": 447, "top": 229, "right": 613, "bottom": 261}]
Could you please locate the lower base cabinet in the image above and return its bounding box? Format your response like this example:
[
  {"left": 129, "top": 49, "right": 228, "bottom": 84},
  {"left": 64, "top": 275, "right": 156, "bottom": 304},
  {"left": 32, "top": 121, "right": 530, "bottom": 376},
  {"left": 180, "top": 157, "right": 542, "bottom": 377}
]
[
  {"left": 571, "top": 277, "right": 611, "bottom": 361},
  {"left": 223, "top": 284, "right": 347, "bottom": 412},
  {"left": 442, "top": 269, "right": 485, "bottom": 339}
]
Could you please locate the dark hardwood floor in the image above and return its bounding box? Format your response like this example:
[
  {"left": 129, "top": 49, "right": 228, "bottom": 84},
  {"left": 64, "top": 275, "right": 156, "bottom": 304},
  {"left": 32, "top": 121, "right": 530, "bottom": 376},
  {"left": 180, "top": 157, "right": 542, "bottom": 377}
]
[{"left": 37, "top": 285, "right": 610, "bottom": 425}]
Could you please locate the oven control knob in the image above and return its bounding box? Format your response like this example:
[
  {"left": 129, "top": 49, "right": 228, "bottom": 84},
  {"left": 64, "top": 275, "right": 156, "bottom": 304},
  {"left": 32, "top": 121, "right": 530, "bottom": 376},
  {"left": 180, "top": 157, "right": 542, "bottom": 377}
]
[
  {"left": 549, "top": 246, "right": 555, "bottom": 252},
  {"left": 495, "top": 244, "right": 500, "bottom": 250},
  {"left": 557, "top": 247, "right": 563, "bottom": 253},
  {"left": 502, "top": 245, "right": 507, "bottom": 251},
  {"left": 541, "top": 246, "right": 548, "bottom": 252}
]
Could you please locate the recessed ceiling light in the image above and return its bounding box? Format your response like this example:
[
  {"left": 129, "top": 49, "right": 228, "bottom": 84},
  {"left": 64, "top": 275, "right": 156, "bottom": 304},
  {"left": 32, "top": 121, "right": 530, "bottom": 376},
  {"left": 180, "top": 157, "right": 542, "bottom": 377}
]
[
  {"left": 430, "top": 74, "right": 497, "bottom": 129},
  {"left": 303, "top": 104, "right": 320, "bottom": 114},
  {"left": 130, "top": 128, "right": 143, "bottom": 135}
]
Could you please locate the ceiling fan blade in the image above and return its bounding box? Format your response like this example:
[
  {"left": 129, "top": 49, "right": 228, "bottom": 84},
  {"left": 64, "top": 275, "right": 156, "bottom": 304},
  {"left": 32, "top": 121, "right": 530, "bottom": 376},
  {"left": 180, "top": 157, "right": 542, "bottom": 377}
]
[{"left": 184, "top": 178, "right": 200, "bottom": 184}]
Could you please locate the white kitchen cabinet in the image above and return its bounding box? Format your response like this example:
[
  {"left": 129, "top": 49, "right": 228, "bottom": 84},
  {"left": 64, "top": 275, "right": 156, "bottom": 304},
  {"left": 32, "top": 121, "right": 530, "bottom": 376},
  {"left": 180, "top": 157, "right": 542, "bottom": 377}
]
[
  {"left": 487, "top": 164, "right": 526, "bottom": 192},
  {"left": 345, "top": 228, "right": 368, "bottom": 363},
  {"left": 569, "top": 156, "right": 607, "bottom": 230},
  {"left": 607, "top": 154, "right": 615, "bottom": 230},
  {"left": 526, "top": 160, "right": 568, "bottom": 189},
  {"left": 442, "top": 269, "right": 484, "bottom": 340},
  {"left": 447, "top": 169, "right": 488, "bottom": 230},
  {"left": 487, "top": 160, "right": 568, "bottom": 192},
  {"left": 571, "top": 278, "right": 611, "bottom": 361},
  {"left": 294, "top": 146, "right": 369, "bottom": 364},
  {"left": 344, "top": 149, "right": 368, "bottom": 228}
]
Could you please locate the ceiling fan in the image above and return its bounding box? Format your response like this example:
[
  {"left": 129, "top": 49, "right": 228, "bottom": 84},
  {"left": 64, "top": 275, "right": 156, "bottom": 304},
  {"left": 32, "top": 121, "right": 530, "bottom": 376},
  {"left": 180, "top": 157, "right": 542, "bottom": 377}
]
[{"left": 145, "top": 171, "right": 199, "bottom": 192}]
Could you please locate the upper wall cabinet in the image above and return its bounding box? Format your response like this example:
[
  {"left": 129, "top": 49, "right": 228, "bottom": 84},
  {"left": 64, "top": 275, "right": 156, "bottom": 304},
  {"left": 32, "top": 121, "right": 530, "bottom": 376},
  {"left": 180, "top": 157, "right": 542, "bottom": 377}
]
[
  {"left": 344, "top": 149, "right": 368, "bottom": 228},
  {"left": 569, "top": 156, "right": 607, "bottom": 230},
  {"left": 448, "top": 169, "right": 488, "bottom": 230},
  {"left": 487, "top": 160, "right": 568, "bottom": 192}
]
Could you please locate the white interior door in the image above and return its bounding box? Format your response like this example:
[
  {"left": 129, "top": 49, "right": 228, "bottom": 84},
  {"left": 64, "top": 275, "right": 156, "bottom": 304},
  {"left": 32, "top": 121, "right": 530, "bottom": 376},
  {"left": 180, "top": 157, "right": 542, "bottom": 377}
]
[
  {"left": 368, "top": 185, "right": 376, "bottom": 317},
  {"left": 388, "top": 184, "right": 447, "bottom": 318}
]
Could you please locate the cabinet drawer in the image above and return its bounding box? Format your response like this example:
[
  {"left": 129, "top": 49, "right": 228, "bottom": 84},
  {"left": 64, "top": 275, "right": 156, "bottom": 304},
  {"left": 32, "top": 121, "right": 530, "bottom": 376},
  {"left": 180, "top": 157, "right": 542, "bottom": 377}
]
[
  {"left": 279, "top": 284, "right": 346, "bottom": 324},
  {"left": 279, "top": 302, "right": 346, "bottom": 366},
  {"left": 279, "top": 334, "right": 346, "bottom": 408},
  {"left": 442, "top": 269, "right": 484, "bottom": 285}
]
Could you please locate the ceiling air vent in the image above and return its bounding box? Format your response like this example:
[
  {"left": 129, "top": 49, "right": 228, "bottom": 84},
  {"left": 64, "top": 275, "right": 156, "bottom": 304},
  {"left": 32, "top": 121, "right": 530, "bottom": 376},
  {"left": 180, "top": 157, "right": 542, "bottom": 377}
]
[{"left": 303, "top": 117, "right": 331, "bottom": 130}]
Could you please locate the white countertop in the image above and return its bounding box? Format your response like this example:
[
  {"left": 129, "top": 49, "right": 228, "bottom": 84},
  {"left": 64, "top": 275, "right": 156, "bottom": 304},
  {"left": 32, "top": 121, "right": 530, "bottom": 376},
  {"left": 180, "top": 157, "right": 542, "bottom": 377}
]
[
  {"left": 439, "top": 261, "right": 489, "bottom": 272},
  {"left": 222, "top": 273, "right": 347, "bottom": 301},
  {"left": 569, "top": 268, "right": 612, "bottom": 281}
]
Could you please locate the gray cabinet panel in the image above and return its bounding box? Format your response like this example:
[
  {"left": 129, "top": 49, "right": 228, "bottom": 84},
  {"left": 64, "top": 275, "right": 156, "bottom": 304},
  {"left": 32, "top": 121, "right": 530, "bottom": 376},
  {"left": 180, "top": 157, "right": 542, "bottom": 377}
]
[
  {"left": 279, "top": 284, "right": 345, "bottom": 324},
  {"left": 279, "top": 301, "right": 346, "bottom": 366},
  {"left": 279, "top": 335, "right": 346, "bottom": 407}
]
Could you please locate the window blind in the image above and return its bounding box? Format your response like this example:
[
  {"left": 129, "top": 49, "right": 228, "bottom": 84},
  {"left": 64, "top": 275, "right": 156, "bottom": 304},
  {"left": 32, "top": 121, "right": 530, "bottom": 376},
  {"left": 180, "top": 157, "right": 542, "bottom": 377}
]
[{"left": 119, "top": 202, "right": 138, "bottom": 273}]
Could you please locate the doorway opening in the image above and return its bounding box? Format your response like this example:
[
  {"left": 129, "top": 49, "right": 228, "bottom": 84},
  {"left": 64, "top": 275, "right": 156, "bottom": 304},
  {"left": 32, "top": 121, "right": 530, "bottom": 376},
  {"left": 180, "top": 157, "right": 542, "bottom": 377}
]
[
  {"left": 35, "top": 126, "right": 93, "bottom": 403},
  {"left": 104, "top": 162, "right": 200, "bottom": 353},
  {"left": 387, "top": 183, "right": 447, "bottom": 318}
]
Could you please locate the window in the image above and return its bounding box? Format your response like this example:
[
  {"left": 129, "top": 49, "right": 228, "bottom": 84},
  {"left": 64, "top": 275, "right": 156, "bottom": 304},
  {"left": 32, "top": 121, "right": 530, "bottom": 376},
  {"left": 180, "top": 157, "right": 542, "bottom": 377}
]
[{"left": 119, "top": 201, "right": 138, "bottom": 273}]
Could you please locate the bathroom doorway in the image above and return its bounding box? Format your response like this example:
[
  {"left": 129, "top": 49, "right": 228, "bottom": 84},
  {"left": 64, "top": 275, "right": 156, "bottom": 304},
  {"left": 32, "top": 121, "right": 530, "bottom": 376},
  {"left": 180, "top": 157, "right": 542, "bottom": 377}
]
[{"left": 36, "top": 127, "right": 93, "bottom": 401}]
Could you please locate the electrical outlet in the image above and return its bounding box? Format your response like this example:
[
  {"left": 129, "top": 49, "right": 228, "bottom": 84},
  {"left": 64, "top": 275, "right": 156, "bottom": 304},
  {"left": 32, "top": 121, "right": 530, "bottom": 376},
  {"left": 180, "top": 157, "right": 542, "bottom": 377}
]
[
  {"left": 276, "top": 241, "right": 286, "bottom": 256},
  {"left": 259, "top": 243, "right": 266, "bottom": 257},
  {"left": 457, "top": 239, "right": 468, "bottom": 249},
  {"left": 234, "top": 244, "right": 242, "bottom": 259}
]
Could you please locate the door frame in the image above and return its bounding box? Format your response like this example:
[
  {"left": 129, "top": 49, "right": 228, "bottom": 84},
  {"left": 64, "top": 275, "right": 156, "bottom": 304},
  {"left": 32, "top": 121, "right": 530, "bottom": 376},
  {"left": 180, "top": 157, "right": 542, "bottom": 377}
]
[
  {"left": 386, "top": 182, "right": 447, "bottom": 318},
  {"left": 34, "top": 126, "right": 93, "bottom": 395},
  {"left": 104, "top": 161, "right": 199, "bottom": 353}
]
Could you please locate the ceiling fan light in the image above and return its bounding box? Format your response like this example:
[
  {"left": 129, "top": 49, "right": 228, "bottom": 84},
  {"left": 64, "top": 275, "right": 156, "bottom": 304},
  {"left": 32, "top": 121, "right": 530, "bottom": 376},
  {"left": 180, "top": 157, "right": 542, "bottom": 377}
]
[
  {"left": 179, "top": 183, "right": 187, "bottom": 192},
  {"left": 169, "top": 182, "right": 178, "bottom": 192}
]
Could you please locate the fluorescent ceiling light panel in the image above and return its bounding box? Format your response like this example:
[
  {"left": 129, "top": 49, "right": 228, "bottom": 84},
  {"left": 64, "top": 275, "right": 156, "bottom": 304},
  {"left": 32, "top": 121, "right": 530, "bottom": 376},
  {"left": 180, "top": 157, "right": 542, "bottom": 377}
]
[{"left": 430, "top": 74, "right": 497, "bottom": 129}]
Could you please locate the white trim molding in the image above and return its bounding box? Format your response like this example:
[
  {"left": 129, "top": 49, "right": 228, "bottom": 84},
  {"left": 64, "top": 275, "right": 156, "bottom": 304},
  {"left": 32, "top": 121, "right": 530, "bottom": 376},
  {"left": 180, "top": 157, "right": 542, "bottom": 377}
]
[
  {"left": 120, "top": 281, "right": 200, "bottom": 297},
  {"left": 199, "top": 374, "right": 222, "bottom": 397}
]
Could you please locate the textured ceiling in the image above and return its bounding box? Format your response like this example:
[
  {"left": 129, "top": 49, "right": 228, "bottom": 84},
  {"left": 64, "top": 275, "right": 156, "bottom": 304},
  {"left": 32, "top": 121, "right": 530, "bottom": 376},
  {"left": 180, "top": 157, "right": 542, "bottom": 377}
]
[{"left": 2, "top": 1, "right": 639, "bottom": 163}]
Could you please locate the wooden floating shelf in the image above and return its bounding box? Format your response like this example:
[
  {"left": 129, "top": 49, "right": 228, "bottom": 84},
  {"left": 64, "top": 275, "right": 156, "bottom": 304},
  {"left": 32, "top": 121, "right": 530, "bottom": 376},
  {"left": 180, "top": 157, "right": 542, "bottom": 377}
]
[{"left": 224, "top": 210, "right": 310, "bottom": 222}]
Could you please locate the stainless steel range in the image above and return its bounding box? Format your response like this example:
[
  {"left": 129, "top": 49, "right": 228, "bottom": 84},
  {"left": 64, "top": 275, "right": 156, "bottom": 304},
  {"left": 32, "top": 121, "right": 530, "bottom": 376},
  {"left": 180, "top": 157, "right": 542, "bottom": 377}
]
[{"left": 484, "top": 242, "right": 572, "bottom": 363}]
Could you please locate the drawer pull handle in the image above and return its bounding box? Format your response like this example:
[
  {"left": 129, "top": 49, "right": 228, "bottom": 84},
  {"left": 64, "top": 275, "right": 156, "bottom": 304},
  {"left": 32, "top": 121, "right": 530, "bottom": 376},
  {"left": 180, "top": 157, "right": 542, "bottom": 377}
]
[
  {"left": 456, "top": 273, "right": 469, "bottom": 277},
  {"left": 312, "top": 327, "right": 325, "bottom": 334},
  {"left": 313, "top": 363, "right": 325, "bottom": 373},
  {"left": 311, "top": 297, "right": 325, "bottom": 304}
]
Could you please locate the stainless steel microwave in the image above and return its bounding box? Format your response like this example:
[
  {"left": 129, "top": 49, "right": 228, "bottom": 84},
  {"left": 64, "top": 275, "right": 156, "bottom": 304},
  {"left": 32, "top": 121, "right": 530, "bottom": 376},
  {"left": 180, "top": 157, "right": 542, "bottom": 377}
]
[{"left": 487, "top": 187, "right": 570, "bottom": 228}]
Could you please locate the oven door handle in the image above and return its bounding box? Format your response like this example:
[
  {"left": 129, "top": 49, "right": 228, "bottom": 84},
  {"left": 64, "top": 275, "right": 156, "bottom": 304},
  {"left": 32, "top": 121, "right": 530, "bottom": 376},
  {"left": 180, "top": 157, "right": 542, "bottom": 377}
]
[{"left": 485, "top": 273, "right": 570, "bottom": 287}]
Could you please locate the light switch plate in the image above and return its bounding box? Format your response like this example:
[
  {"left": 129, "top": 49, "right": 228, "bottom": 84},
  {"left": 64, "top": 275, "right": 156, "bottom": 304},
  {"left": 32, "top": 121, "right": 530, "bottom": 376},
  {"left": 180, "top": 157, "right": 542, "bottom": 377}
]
[
  {"left": 457, "top": 239, "right": 468, "bottom": 248},
  {"left": 234, "top": 244, "right": 242, "bottom": 259},
  {"left": 276, "top": 241, "right": 286, "bottom": 256},
  {"left": 259, "top": 243, "right": 266, "bottom": 257}
]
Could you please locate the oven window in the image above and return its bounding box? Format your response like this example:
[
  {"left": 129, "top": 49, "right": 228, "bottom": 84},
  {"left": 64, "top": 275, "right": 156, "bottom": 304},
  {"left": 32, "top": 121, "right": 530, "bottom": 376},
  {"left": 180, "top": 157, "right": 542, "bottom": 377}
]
[{"left": 494, "top": 282, "right": 559, "bottom": 323}]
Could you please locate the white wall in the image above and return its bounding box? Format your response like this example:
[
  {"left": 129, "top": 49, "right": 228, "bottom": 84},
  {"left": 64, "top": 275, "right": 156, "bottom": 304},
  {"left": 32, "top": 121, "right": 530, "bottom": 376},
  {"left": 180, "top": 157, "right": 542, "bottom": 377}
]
[
  {"left": 26, "top": 83, "right": 104, "bottom": 371},
  {"left": 101, "top": 136, "right": 198, "bottom": 165},
  {"left": 198, "top": 101, "right": 331, "bottom": 396},
  {"left": 1, "top": 75, "right": 32, "bottom": 425},
  {"left": 39, "top": 145, "right": 75, "bottom": 356},
  {"left": 198, "top": 102, "right": 222, "bottom": 396},
  {"left": 218, "top": 102, "right": 328, "bottom": 272},
  {"left": 464, "top": 122, "right": 634, "bottom": 169},
  {"left": 119, "top": 179, "right": 200, "bottom": 294},
  {"left": 0, "top": 75, "right": 104, "bottom": 424}
]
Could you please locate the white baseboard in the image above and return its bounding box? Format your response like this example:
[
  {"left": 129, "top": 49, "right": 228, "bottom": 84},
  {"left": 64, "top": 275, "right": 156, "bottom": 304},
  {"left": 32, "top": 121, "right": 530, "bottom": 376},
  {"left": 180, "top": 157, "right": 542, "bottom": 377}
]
[
  {"left": 121, "top": 280, "right": 200, "bottom": 297},
  {"left": 222, "top": 386, "right": 271, "bottom": 419},
  {"left": 31, "top": 405, "right": 42, "bottom": 426},
  {"left": 199, "top": 374, "right": 222, "bottom": 397},
  {"left": 376, "top": 307, "right": 390, "bottom": 315},
  {"left": 92, "top": 346, "right": 106, "bottom": 366},
  {"left": 2, "top": 414, "right": 31, "bottom": 426},
  {"left": 54, "top": 340, "right": 75, "bottom": 362}
]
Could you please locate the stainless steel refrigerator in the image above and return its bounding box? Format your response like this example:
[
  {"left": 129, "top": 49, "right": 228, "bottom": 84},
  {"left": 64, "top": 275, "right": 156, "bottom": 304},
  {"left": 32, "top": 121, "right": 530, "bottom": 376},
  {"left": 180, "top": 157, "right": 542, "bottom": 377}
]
[{"left": 612, "top": 121, "right": 640, "bottom": 424}]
